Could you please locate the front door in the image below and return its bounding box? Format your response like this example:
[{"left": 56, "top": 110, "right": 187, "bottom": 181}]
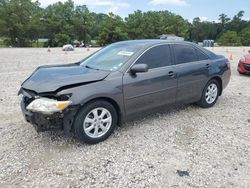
[{"left": 123, "top": 44, "right": 177, "bottom": 116}]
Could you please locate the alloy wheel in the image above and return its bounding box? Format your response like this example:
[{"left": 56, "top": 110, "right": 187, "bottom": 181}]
[
  {"left": 83, "top": 107, "right": 112, "bottom": 138},
  {"left": 205, "top": 83, "right": 218, "bottom": 104}
]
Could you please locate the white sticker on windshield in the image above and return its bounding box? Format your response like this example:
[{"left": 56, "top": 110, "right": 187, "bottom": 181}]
[{"left": 117, "top": 51, "right": 134, "bottom": 56}]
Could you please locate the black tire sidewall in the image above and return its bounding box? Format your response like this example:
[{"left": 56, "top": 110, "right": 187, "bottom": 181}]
[
  {"left": 74, "top": 100, "right": 118, "bottom": 144},
  {"left": 199, "top": 79, "right": 220, "bottom": 108}
]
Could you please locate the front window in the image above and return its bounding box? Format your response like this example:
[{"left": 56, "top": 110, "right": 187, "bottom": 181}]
[{"left": 80, "top": 44, "right": 141, "bottom": 71}]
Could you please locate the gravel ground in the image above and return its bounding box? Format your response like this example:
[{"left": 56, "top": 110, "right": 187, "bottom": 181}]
[{"left": 0, "top": 47, "right": 249, "bottom": 187}]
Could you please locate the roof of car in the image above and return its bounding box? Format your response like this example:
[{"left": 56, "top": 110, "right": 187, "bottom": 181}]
[
  {"left": 114, "top": 39, "right": 195, "bottom": 48},
  {"left": 113, "top": 39, "right": 218, "bottom": 59}
]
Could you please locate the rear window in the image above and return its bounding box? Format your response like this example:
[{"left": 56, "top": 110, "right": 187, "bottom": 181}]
[
  {"left": 202, "top": 48, "right": 217, "bottom": 59},
  {"left": 135, "top": 45, "right": 172, "bottom": 69},
  {"left": 173, "top": 44, "right": 197, "bottom": 64},
  {"left": 196, "top": 49, "right": 209, "bottom": 60}
]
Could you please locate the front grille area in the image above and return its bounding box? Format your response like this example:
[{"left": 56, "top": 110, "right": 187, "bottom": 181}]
[{"left": 244, "top": 64, "right": 250, "bottom": 71}]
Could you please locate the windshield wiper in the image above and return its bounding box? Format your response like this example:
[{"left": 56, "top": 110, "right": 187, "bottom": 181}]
[{"left": 85, "top": 65, "right": 100, "bottom": 70}]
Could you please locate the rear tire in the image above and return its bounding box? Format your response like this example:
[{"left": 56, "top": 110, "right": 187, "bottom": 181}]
[
  {"left": 74, "top": 100, "right": 118, "bottom": 144},
  {"left": 197, "top": 79, "right": 220, "bottom": 108}
]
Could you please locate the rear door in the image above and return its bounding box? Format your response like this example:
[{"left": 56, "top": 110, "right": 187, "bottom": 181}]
[
  {"left": 172, "top": 44, "right": 210, "bottom": 104},
  {"left": 123, "top": 44, "right": 177, "bottom": 116}
]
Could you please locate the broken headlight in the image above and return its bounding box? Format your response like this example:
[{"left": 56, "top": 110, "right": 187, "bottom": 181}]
[{"left": 26, "top": 97, "right": 71, "bottom": 115}]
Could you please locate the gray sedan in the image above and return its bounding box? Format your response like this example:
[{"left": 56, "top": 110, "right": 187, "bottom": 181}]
[{"left": 19, "top": 40, "right": 231, "bottom": 144}]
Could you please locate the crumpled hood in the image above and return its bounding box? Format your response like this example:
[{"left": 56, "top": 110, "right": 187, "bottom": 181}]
[{"left": 21, "top": 63, "right": 110, "bottom": 93}]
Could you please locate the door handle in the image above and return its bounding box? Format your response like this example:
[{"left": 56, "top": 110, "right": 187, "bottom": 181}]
[
  {"left": 205, "top": 63, "right": 210, "bottom": 68},
  {"left": 168, "top": 71, "right": 175, "bottom": 77}
]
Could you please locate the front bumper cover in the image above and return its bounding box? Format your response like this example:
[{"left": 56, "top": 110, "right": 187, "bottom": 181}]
[
  {"left": 21, "top": 97, "right": 79, "bottom": 135},
  {"left": 244, "top": 64, "right": 250, "bottom": 71},
  {"left": 238, "top": 61, "right": 250, "bottom": 73}
]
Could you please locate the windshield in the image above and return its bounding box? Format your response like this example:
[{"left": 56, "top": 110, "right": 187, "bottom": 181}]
[{"left": 80, "top": 44, "right": 141, "bottom": 71}]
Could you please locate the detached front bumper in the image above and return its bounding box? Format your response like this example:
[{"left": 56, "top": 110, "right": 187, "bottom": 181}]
[{"left": 21, "top": 97, "right": 78, "bottom": 134}]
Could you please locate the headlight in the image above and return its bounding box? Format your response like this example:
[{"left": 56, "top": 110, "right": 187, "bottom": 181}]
[{"left": 26, "top": 97, "right": 71, "bottom": 115}]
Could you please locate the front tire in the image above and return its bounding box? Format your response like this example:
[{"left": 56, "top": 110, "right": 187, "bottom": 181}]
[
  {"left": 197, "top": 79, "right": 220, "bottom": 108},
  {"left": 74, "top": 100, "right": 118, "bottom": 144}
]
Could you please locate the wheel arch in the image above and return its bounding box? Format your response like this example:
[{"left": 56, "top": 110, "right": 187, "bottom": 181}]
[
  {"left": 79, "top": 97, "right": 122, "bottom": 126},
  {"left": 210, "top": 76, "right": 222, "bottom": 96}
]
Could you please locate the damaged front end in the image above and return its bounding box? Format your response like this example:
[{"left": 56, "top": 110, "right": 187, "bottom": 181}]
[
  {"left": 18, "top": 63, "right": 110, "bottom": 135},
  {"left": 19, "top": 88, "right": 79, "bottom": 136}
]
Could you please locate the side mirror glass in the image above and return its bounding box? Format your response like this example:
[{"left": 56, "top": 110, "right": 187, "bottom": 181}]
[{"left": 130, "top": 64, "right": 148, "bottom": 74}]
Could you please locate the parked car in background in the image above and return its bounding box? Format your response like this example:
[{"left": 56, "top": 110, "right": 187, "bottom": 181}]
[
  {"left": 238, "top": 50, "right": 250, "bottom": 74},
  {"left": 62, "top": 44, "right": 74, "bottom": 51},
  {"left": 19, "top": 40, "right": 231, "bottom": 144}
]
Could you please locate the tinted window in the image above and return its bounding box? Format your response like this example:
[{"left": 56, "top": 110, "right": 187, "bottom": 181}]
[
  {"left": 196, "top": 49, "right": 209, "bottom": 60},
  {"left": 135, "top": 45, "right": 172, "bottom": 69},
  {"left": 173, "top": 44, "right": 198, "bottom": 64}
]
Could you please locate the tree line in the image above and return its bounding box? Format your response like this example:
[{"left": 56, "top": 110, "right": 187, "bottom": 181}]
[{"left": 0, "top": 0, "right": 250, "bottom": 47}]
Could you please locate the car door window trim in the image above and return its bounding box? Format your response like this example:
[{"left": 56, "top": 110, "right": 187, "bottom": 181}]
[
  {"left": 125, "top": 43, "right": 173, "bottom": 73},
  {"left": 171, "top": 43, "right": 210, "bottom": 65}
]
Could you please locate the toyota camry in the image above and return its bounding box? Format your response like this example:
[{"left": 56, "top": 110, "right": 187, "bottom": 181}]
[{"left": 19, "top": 40, "right": 231, "bottom": 144}]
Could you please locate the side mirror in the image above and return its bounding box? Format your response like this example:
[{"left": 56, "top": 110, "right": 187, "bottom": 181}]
[{"left": 130, "top": 64, "right": 148, "bottom": 74}]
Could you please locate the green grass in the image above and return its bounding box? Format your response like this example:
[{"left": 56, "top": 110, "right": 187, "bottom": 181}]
[
  {"left": 0, "top": 38, "right": 7, "bottom": 47},
  {"left": 31, "top": 42, "right": 46, "bottom": 48},
  {"left": 0, "top": 39, "right": 45, "bottom": 48}
]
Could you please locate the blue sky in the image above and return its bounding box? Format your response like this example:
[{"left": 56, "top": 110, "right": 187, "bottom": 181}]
[{"left": 38, "top": 0, "right": 250, "bottom": 22}]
